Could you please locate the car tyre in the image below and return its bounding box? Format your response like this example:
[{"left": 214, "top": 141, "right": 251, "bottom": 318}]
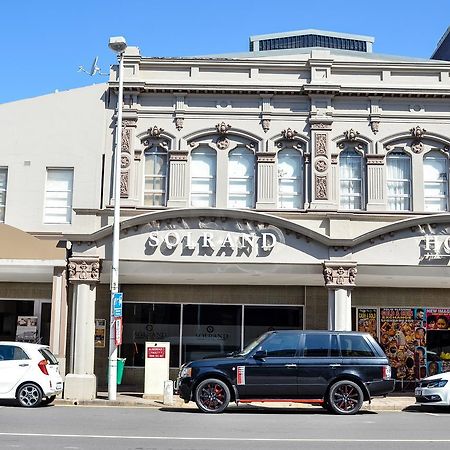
[
  {"left": 328, "top": 380, "right": 364, "bottom": 415},
  {"left": 195, "top": 378, "right": 230, "bottom": 413},
  {"left": 16, "top": 383, "right": 43, "bottom": 408},
  {"left": 41, "top": 395, "right": 56, "bottom": 406}
]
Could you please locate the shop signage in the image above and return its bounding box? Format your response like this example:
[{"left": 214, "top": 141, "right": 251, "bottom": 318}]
[
  {"left": 146, "top": 231, "right": 277, "bottom": 253},
  {"left": 421, "top": 235, "right": 450, "bottom": 260},
  {"left": 115, "top": 317, "right": 123, "bottom": 346},
  {"left": 113, "top": 292, "right": 123, "bottom": 317},
  {"left": 95, "top": 319, "right": 106, "bottom": 348},
  {"left": 147, "top": 347, "right": 166, "bottom": 358}
]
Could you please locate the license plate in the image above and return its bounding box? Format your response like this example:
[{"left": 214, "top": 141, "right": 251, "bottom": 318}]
[
  {"left": 56, "top": 382, "right": 63, "bottom": 390},
  {"left": 415, "top": 388, "right": 422, "bottom": 396}
]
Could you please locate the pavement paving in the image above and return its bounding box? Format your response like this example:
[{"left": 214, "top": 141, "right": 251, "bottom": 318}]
[{"left": 55, "top": 391, "right": 417, "bottom": 411}]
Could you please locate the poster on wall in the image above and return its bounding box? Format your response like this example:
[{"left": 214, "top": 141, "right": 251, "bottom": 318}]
[
  {"left": 15, "top": 316, "right": 38, "bottom": 343},
  {"left": 426, "top": 308, "right": 450, "bottom": 330},
  {"left": 380, "top": 308, "right": 420, "bottom": 381},
  {"left": 357, "top": 308, "right": 378, "bottom": 340},
  {"left": 94, "top": 319, "right": 106, "bottom": 348}
]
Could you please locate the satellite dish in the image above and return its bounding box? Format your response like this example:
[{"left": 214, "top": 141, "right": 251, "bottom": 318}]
[{"left": 78, "top": 56, "right": 108, "bottom": 76}]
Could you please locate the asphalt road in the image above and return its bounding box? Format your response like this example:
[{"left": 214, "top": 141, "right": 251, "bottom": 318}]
[{"left": 0, "top": 403, "right": 449, "bottom": 450}]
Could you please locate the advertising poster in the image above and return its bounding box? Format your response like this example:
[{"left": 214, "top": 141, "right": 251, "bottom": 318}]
[
  {"left": 15, "top": 316, "right": 38, "bottom": 343},
  {"left": 94, "top": 319, "right": 106, "bottom": 348},
  {"left": 426, "top": 308, "right": 450, "bottom": 330},
  {"left": 380, "top": 308, "right": 419, "bottom": 380},
  {"left": 357, "top": 308, "right": 378, "bottom": 340}
]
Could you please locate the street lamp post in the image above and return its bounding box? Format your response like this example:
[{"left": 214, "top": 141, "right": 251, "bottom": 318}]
[{"left": 108, "top": 36, "right": 127, "bottom": 401}]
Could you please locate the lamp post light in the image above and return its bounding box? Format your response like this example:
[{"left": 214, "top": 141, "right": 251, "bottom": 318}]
[{"left": 108, "top": 35, "right": 127, "bottom": 401}]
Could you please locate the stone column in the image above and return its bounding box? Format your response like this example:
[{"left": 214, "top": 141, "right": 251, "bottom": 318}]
[
  {"left": 64, "top": 256, "right": 101, "bottom": 401},
  {"left": 323, "top": 261, "right": 357, "bottom": 331},
  {"left": 49, "top": 266, "right": 68, "bottom": 376},
  {"left": 366, "top": 154, "right": 386, "bottom": 211},
  {"left": 255, "top": 152, "right": 277, "bottom": 209},
  {"left": 167, "top": 150, "right": 189, "bottom": 208}
]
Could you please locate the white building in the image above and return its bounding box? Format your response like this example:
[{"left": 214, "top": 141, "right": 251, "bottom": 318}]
[{"left": 2, "top": 29, "right": 450, "bottom": 399}]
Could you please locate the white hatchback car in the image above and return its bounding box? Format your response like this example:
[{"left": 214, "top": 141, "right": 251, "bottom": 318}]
[
  {"left": 415, "top": 371, "right": 450, "bottom": 407},
  {"left": 0, "top": 341, "right": 63, "bottom": 407}
]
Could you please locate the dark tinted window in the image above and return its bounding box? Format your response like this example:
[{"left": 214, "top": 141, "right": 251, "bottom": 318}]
[
  {"left": 257, "top": 333, "right": 300, "bottom": 357},
  {"left": 340, "top": 335, "right": 375, "bottom": 357},
  {"left": 303, "top": 334, "right": 332, "bottom": 357},
  {"left": 0, "top": 345, "right": 29, "bottom": 361},
  {"left": 39, "top": 348, "right": 58, "bottom": 365}
]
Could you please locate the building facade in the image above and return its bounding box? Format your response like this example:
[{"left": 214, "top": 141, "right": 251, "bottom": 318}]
[{"left": 2, "top": 29, "right": 450, "bottom": 398}]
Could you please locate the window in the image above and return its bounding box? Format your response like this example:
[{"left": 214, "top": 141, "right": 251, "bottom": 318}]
[
  {"left": 340, "top": 335, "right": 375, "bottom": 357},
  {"left": 424, "top": 151, "right": 448, "bottom": 212},
  {"left": 44, "top": 168, "right": 74, "bottom": 224},
  {"left": 387, "top": 150, "right": 411, "bottom": 211},
  {"left": 340, "top": 149, "right": 363, "bottom": 210},
  {"left": 256, "top": 332, "right": 300, "bottom": 358},
  {"left": 0, "top": 345, "right": 29, "bottom": 361},
  {"left": 228, "top": 148, "right": 255, "bottom": 208},
  {"left": 278, "top": 149, "right": 303, "bottom": 209},
  {"left": 0, "top": 168, "right": 7, "bottom": 222},
  {"left": 144, "top": 147, "right": 168, "bottom": 206},
  {"left": 191, "top": 147, "right": 217, "bottom": 207},
  {"left": 303, "top": 333, "right": 339, "bottom": 357}
]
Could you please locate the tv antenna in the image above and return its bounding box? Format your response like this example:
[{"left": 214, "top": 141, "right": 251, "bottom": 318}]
[{"left": 78, "top": 56, "right": 108, "bottom": 76}]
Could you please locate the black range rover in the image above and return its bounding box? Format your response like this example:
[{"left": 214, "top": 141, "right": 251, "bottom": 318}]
[{"left": 177, "top": 330, "right": 395, "bottom": 415}]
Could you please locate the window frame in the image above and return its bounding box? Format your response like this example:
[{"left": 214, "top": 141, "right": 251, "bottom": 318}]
[
  {"left": 190, "top": 146, "right": 217, "bottom": 207},
  {"left": 339, "top": 147, "right": 365, "bottom": 210},
  {"left": 43, "top": 167, "right": 74, "bottom": 224},
  {"left": 143, "top": 146, "right": 169, "bottom": 207},
  {"left": 386, "top": 149, "right": 412, "bottom": 211},
  {"left": 277, "top": 148, "right": 304, "bottom": 209},
  {"left": 227, "top": 147, "right": 256, "bottom": 209},
  {"left": 423, "top": 150, "right": 449, "bottom": 212}
]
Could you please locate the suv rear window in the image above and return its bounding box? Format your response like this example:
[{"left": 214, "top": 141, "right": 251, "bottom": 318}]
[
  {"left": 39, "top": 348, "right": 58, "bottom": 365},
  {"left": 340, "top": 335, "right": 375, "bottom": 357}
]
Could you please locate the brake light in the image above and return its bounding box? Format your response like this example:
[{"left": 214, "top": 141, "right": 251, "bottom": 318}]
[
  {"left": 382, "top": 365, "right": 391, "bottom": 380},
  {"left": 38, "top": 359, "right": 49, "bottom": 375}
]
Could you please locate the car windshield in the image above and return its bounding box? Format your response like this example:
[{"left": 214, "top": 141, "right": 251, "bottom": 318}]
[{"left": 237, "top": 332, "right": 270, "bottom": 357}]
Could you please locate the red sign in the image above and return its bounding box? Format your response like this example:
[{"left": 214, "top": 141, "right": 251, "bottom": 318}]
[
  {"left": 147, "top": 347, "right": 166, "bottom": 358},
  {"left": 114, "top": 317, "right": 122, "bottom": 346}
]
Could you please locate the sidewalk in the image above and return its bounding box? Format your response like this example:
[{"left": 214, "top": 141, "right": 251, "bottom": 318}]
[{"left": 55, "top": 392, "right": 417, "bottom": 411}]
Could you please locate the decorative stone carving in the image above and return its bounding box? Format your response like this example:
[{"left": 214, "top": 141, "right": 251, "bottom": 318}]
[
  {"left": 257, "top": 152, "right": 276, "bottom": 163},
  {"left": 215, "top": 122, "right": 231, "bottom": 135},
  {"left": 147, "top": 125, "right": 164, "bottom": 138},
  {"left": 120, "top": 172, "right": 129, "bottom": 197},
  {"left": 315, "top": 159, "right": 328, "bottom": 173},
  {"left": 261, "top": 118, "right": 271, "bottom": 133},
  {"left": 315, "top": 134, "right": 327, "bottom": 156},
  {"left": 216, "top": 137, "right": 230, "bottom": 150},
  {"left": 410, "top": 126, "right": 426, "bottom": 139},
  {"left": 343, "top": 129, "right": 360, "bottom": 141},
  {"left": 315, "top": 175, "right": 328, "bottom": 200},
  {"left": 169, "top": 151, "right": 189, "bottom": 161},
  {"left": 411, "top": 140, "right": 424, "bottom": 154},
  {"left": 121, "top": 154, "right": 131, "bottom": 169},
  {"left": 121, "top": 127, "right": 131, "bottom": 152},
  {"left": 174, "top": 117, "right": 184, "bottom": 131},
  {"left": 281, "top": 128, "right": 298, "bottom": 140},
  {"left": 366, "top": 154, "right": 385, "bottom": 165},
  {"left": 370, "top": 120, "right": 380, "bottom": 134},
  {"left": 322, "top": 262, "right": 357, "bottom": 288},
  {"left": 68, "top": 257, "right": 101, "bottom": 283}
]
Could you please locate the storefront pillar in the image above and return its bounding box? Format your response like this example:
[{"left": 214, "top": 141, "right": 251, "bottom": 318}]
[
  {"left": 64, "top": 256, "right": 101, "bottom": 401},
  {"left": 323, "top": 261, "right": 357, "bottom": 331},
  {"left": 49, "top": 266, "right": 68, "bottom": 375}
]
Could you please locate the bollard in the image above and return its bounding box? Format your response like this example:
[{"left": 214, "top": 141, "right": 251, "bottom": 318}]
[{"left": 163, "top": 380, "right": 174, "bottom": 405}]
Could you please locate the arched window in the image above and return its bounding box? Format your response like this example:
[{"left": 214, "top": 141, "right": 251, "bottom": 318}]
[
  {"left": 144, "top": 147, "right": 168, "bottom": 206},
  {"left": 190, "top": 146, "right": 217, "bottom": 207},
  {"left": 424, "top": 151, "right": 448, "bottom": 212},
  {"left": 228, "top": 147, "right": 255, "bottom": 208},
  {"left": 339, "top": 148, "right": 363, "bottom": 210},
  {"left": 278, "top": 149, "right": 303, "bottom": 209},
  {"left": 387, "top": 150, "right": 411, "bottom": 211}
]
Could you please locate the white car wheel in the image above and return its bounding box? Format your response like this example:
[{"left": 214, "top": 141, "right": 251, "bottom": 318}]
[{"left": 17, "top": 383, "right": 43, "bottom": 408}]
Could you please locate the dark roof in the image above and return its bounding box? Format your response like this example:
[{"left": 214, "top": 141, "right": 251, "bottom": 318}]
[{"left": 431, "top": 26, "right": 450, "bottom": 61}]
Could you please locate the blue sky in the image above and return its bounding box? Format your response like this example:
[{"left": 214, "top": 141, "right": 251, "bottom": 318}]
[{"left": 1, "top": 0, "right": 448, "bottom": 104}]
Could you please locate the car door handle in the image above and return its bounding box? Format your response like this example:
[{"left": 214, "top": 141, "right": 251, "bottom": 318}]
[
  {"left": 19, "top": 364, "right": 29, "bottom": 367},
  {"left": 329, "top": 364, "right": 341, "bottom": 368},
  {"left": 285, "top": 363, "right": 297, "bottom": 368}
]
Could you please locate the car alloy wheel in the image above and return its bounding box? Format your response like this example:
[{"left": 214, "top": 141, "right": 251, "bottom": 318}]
[
  {"left": 195, "top": 378, "right": 230, "bottom": 413},
  {"left": 328, "top": 380, "right": 363, "bottom": 415},
  {"left": 17, "top": 383, "right": 43, "bottom": 408}
]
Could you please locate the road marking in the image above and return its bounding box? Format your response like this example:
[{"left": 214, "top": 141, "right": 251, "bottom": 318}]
[{"left": 0, "top": 433, "right": 450, "bottom": 443}]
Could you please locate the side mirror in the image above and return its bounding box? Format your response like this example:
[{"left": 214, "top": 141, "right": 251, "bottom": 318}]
[{"left": 253, "top": 349, "right": 267, "bottom": 361}]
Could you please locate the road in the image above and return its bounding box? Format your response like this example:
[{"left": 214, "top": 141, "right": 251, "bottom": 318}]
[{"left": 0, "top": 403, "right": 449, "bottom": 449}]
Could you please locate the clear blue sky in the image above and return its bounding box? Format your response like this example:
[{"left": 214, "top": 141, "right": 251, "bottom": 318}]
[{"left": 1, "top": 0, "right": 449, "bottom": 104}]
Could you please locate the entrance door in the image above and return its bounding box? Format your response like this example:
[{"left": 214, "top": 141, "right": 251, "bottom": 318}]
[{"left": 237, "top": 332, "right": 301, "bottom": 399}]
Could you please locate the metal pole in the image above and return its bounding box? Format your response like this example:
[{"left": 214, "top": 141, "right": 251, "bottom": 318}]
[{"left": 108, "top": 50, "right": 124, "bottom": 401}]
